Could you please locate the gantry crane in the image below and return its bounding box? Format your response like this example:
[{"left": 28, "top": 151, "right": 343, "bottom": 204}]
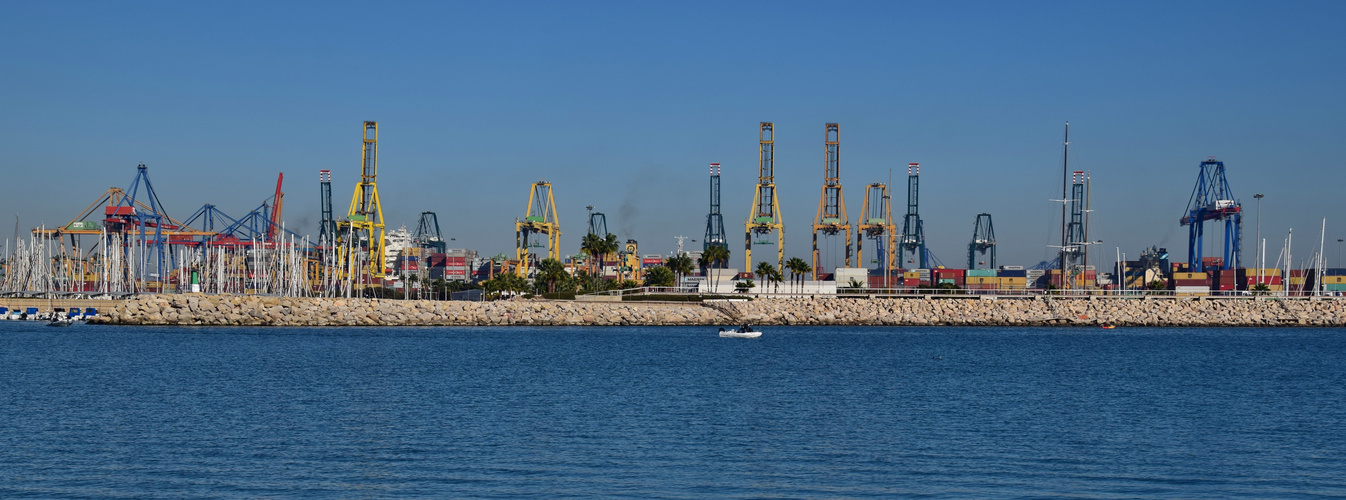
[
  {"left": 267, "top": 173, "right": 285, "bottom": 242},
  {"left": 899, "top": 163, "right": 927, "bottom": 269},
  {"left": 856, "top": 183, "right": 897, "bottom": 273},
  {"left": 811, "top": 123, "right": 851, "bottom": 280},
  {"left": 968, "top": 213, "right": 996, "bottom": 270},
  {"left": 319, "top": 169, "right": 336, "bottom": 244},
  {"left": 703, "top": 163, "right": 727, "bottom": 256},
  {"left": 414, "top": 211, "right": 446, "bottom": 254},
  {"left": 337, "top": 121, "right": 388, "bottom": 279},
  {"left": 1180, "top": 157, "right": 1242, "bottom": 271},
  {"left": 745, "top": 122, "right": 784, "bottom": 270},
  {"left": 516, "top": 180, "right": 561, "bottom": 276},
  {"left": 1063, "top": 171, "right": 1088, "bottom": 278}
]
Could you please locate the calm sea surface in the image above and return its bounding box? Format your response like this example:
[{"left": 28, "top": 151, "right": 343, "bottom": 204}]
[{"left": 1, "top": 322, "right": 1344, "bottom": 498}]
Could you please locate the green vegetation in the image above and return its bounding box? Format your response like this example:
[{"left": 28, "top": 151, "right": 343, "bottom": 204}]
[{"left": 643, "top": 266, "right": 675, "bottom": 287}]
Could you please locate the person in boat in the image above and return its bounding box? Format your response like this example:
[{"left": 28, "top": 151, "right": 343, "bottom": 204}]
[{"left": 740, "top": 324, "right": 750, "bottom": 333}]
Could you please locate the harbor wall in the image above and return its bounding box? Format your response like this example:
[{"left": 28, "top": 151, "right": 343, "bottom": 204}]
[{"left": 88, "top": 294, "right": 1346, "bottom": 327}]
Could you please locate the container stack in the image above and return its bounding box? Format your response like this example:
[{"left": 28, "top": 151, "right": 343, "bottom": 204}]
[
  {"left": 1027, "top": 269, "right": 1046, "bottom": 288},
  {"left": 1210, "top": 269, "right": 1237, "bottom": 292},
  {"left": 1323, "top": 269, "right": 1346, "bottom": 294},
  {"left": 932, "top": 268, "right": 965, "bottom": 287},
  {"left": 1047, "top": 269, "right": 1097, "bottom": 288},
  {"left": 902, "top": 270, "right": 921, "bottom": 287},
  {"left": 1238, "top": 268, "right": 1283, "bottom": 292},
  {"left": 865, "top": 268, "right": 900, "bottom": 288},
  {"left": 1170, "top": 271, "right": 1210, "bottom": 295},
  {"left": 997, "top": 268, "right": 1027, "bottom": 290},
  {"left": 1288, "top": 270, "right": 1317, "bottom": 296},
  {"left": 965, "top": 269, "right": 996, "bottom": 290}
]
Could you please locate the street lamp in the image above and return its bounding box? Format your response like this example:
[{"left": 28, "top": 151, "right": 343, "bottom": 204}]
[
  {"left": 1337, "top": 238, "right": 1343, "bottom": 269},
  {"left": 1253, "top": 194, "right": 1264, "bottom": 272}
]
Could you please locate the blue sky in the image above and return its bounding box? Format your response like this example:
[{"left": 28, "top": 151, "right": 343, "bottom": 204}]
[{"left": 2, "top": 1, "right": 1344, "bottom": 269}]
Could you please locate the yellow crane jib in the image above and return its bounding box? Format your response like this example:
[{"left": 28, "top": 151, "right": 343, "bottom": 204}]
[
  {"left": 337, "top": 121, "right": 387, "bottom": 280},
  {"left": 856, "top": 183, "right": 898, "bottom": 273},
  {"left": 515, "top": 180, "right": 561, "bottom": 277},
  {"left": 812, "top": 123, "right": 853, "bottom": 280},
  {"left": 745, "top": 122, "right": 785, "bottom": 271}
]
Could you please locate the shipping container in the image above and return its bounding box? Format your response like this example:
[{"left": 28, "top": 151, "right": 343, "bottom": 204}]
[
  {"left": 105, "top": 206, "right": 135, "bottom": 216},
  {"left": 1320, "top": 276, "right": 1346, "bottom": 285},
  {"left": 903, "top": 271, "right": 920, "bottom": 279},
  {"left": 966, "top": 269, "right": 996, "bottom": 278},
  {"left": 997, "top": 269, "right": 1027, "bottom": 278},
  {"left": 965, "top": 276, "right": 997, "bottom": 285},
  {"left": 1326, "top": 268, "right": 1346, "bottom": 276},
  {"left": 1172, "top": 272, "right": 1206, "bottom": 280}
]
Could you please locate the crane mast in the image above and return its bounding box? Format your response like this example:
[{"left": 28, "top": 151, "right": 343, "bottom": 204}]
[
  {"left": 811, "top": 123, "right": 852, "bottom": 280},
  {"left": 899, "top": 163, "right": 927, "bottom": 269},
  {"left": 968, "top": 213, "right": 996, "bottom": 270},
  {"left": 319, "top": 170, "right": 335, "bottom": 244},
  {"left": 744, "top": 122, "right": 784, "bottom": 271},
  {"left": 515, "top": 181, "right": 561, "bottom": 277},
  {"left": 337, "top": 121, "right": 387, "bottom": 280},
  {"left": 704, "top": 163, "right": 727, "bottom": 255},
  {"left": 856, "top": 183, "right": 896, "bottom": 274},
  {"left": 1180, "top": 157, "right": 1242, "bottom": 271}
]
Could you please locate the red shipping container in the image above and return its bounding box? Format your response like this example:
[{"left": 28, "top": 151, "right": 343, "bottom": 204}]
[
  {"left": 641, "top": 258, "right": 663, "bottom": 265},
  {"left": 1243, "top": 276, "right": 1283, "bottom": 285},
  {"left": 105, "top": 206, "right": 135, "bottom": 216},
  {"left": 903, "top": 278, "right": 920, "bottom": 286}
]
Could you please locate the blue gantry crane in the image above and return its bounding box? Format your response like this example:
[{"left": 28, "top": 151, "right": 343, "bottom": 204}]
[
  {"left": 968, "top": 213, "right": 996, "bottom": 270},
  {"left": 899, "top": 163, "right": 927, "bottom": 269},
  {"left": 1180, "top": 157, "right": 1242, "bottom": 272},
  {"left": 703, "top": 163, "right": 727, "bottom": 254},
  {"left": 414, "top": 211, "right": 446, "bottom": 254}
]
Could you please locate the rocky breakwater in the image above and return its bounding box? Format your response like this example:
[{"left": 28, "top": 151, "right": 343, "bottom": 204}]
[
  {"left": 94, "top": 294, "right": 730, "bottom": 326},
  {"left": 92, "top": 294, "right": 1346, "bottom": 327},
  {"left": 709, "top": 296, "right": 1346, "bottom": 327}
]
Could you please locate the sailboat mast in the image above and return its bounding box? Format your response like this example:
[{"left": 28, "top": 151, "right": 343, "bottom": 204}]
[{"left": 1060, "top": 122, "right": 1070, "bottom": 288}]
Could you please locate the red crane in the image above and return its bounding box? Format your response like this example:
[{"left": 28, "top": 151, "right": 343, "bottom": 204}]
[{"left": 269, "top": 173, "right": 284, "bottom": 242}]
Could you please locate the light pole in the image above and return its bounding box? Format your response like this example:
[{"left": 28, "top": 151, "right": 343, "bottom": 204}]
[
  {"left": 1254, "top": 194, "right": 1264, "bottom": 275},
  {"left": 1337, "top": 238, "right": 1343, "bottom": 269}
]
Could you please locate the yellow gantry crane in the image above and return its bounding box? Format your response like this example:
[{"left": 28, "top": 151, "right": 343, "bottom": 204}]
[
  {"left": 337, "top": 121, "right": 387, "bottom": 279},
  {"left": 745, "top": 122, "right": 784, "bottom": 271},
  {"left": 856, "top": 183, "right": 897, "bottom": 274},
  {"left": 516, "top": 180, "right": 561, "bottom": 277},
  {"left": 812, "top": 123, "right": 852, "bottom": 280}
]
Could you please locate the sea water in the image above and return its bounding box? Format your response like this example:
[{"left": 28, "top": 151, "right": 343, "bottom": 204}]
[{"left": 2, "top": 322, "right": 1344, "bottom": 498}]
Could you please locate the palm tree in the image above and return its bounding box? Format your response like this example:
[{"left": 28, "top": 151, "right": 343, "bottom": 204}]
[
  {"left": 701, "top": 244, "right": 730, "bottom": 293},
  {"left": 785, "top": 257, "right": 811, "bottom": 293},
  {"left": 755, "top": 262, "right": 777, "bottom": 295},
  {"left": 665, "top": 254, "right": 694, "bottom": 290},
  {"left": 580, "top": 233, "right": 602, "bottom": 276},
  {"left": 536, "top": 258, "right": 567, "bottom": 294}
]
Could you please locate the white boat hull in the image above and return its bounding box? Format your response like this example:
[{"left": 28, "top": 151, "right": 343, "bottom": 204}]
[{"left": 719, "top": 330, "right": 762, "bottom": 338}]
